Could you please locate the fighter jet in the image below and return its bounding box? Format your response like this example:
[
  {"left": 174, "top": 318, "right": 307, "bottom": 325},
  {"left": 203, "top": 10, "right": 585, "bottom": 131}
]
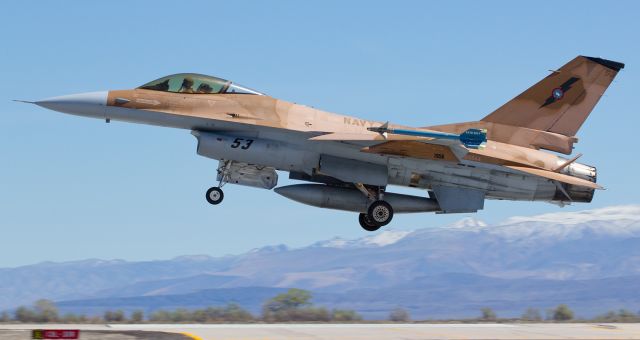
[{"left": 25, "top": 56, "right": 624, "bottom": 231}]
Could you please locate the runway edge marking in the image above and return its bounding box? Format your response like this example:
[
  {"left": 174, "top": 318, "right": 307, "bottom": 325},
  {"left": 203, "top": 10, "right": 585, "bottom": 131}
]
[{"left": 180, "top": 332, "right": 204, "bottom": 340}]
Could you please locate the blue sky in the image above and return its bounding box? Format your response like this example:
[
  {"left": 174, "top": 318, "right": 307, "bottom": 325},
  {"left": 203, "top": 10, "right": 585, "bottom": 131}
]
[{"left": 0, "top": 1, "right": 638, "bottom": 267}]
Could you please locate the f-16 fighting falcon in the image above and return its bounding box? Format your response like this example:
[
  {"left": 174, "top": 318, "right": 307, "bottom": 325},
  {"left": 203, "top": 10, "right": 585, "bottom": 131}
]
[{"left": 24, "top": 56, "right": 624, "bottom": 231}]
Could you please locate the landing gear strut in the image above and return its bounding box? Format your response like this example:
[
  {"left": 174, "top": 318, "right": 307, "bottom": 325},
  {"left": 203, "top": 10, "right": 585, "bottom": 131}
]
[{"left": 354, "top": 183, "right": 394, "bottom": 231}]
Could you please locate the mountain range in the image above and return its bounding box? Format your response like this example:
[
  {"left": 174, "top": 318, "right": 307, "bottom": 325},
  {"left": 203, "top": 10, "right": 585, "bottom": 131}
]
[{"left": 2, "top": 205, "right": 640, "bottom": 319}]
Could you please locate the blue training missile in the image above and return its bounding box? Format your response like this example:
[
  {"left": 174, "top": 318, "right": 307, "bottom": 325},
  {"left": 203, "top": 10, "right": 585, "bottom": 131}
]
[{"left": 367, "top": 123, "right": 487, "bottom": 149}]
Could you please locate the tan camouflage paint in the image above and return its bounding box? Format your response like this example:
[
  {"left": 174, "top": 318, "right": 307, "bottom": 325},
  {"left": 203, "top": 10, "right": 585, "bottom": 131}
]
[
  {"left": 426, "top": 56, "right": 620, "bottom": 154},
  {"left": 105, "top": 56, "right": 622, "bottom": 189}
]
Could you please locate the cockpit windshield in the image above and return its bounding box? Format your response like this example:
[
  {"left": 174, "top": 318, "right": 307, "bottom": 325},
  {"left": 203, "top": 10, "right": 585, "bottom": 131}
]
[{"left": 138, "top": 73, "right": 264, "bottom": 95}]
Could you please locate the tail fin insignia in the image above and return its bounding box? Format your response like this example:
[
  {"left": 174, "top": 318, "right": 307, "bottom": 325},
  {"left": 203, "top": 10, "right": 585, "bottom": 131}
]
[{"left": 541, "top": 77, "right": 580, "bottom": 108}]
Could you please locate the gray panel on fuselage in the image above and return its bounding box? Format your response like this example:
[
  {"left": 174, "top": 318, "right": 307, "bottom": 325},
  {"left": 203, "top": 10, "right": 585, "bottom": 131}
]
[
  {"left": 432, "top": 185, "right": 485, "bottom": 213},
  {"left": 318, "top": 154, "right": 388, "bottom": 187},
  {"left": 104, "top": 105, "right": 557, "bottom": 203}
]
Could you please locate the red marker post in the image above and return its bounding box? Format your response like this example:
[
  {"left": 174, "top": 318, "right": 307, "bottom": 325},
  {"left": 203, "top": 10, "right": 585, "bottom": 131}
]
[{"left": 32, "top": 329, "right": 80, "bottom": 339}]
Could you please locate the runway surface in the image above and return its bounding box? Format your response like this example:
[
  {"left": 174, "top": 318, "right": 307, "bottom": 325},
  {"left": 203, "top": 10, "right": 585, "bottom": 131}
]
[
  {"left": 1, "top": 323, "right": 640, "bottom": 339},
  {"left": 0, "top": 325, "right": 190, "bottom": 340}
]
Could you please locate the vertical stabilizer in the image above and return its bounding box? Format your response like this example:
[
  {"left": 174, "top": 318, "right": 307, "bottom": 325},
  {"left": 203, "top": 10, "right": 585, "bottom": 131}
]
[{"left": 481, "top": 56, "right": 624, "bottom": 137}]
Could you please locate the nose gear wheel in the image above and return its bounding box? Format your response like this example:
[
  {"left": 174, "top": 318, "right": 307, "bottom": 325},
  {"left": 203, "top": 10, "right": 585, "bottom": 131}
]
[{"left": 206, "top": 187, "right": 224, "bottom": 205}]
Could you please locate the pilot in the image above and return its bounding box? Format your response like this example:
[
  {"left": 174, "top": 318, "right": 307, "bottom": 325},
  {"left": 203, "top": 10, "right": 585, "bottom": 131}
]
[
  {"left": 145, "top": 79, "right": 169, "bottom": 91},
  {"left": 196, "top": 83, "right": 213, "bottom": 93},
  {"left": 156, "top": 79, "right": 170, "bottom": 91},
  {"left": 179, "top": 77, "right": 195, "bottom": 93}
]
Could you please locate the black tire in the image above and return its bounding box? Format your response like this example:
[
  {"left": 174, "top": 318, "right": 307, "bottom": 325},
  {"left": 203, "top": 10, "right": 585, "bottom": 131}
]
[
  {"left": 359, "top": 213, "right": 381, "bottom": 232},
  {"left": 205, "top": 187, "right": 224, "bottom": 205},
  {"left": 367, "top": 200, "right": 393, "bottom": 226}
]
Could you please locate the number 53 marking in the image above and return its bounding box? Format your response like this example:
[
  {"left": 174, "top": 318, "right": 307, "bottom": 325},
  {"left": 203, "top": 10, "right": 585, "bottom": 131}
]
[{"left": 230, "top": 138, "right": 254, "bottom": 150}]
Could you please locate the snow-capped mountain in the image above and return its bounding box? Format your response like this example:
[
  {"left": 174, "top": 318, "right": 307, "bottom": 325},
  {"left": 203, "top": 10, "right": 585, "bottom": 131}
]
[
  {"left": 311, "top": 229, "right": 412, "bottom": 248},
  {"left": 446, "top": 217, "right": 488, "bottom": 229},
  {"left": 2, "top": 204, "right": 640, "bottom": 318}
]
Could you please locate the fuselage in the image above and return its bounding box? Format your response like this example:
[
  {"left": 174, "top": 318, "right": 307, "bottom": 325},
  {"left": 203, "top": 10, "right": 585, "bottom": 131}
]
[
  {"left": 35, "top": 87, "right": 596, "bottom": 205},
  {"left": 29, "top": 56, "right": 626, "bottom": 229}
]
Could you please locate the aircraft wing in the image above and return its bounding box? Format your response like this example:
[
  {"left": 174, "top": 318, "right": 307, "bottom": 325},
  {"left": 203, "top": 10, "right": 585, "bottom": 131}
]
[
  {"left": 310, "top": 132, "right": 600, "bottom": 189},
  {"left": 506, "top": 165, "right": 602, "bottom": 189},
  {"left": 310, "top": 132, "right": 469, "bottom": 161},
  {"left": 361, "top": 140, "right": 468, "bottom": 162}
]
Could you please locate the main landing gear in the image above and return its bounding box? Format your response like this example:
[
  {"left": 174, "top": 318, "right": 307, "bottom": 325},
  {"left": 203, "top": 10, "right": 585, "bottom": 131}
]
[
  {"left": 358, "top": 213, "right": 379, "bottom": 231},
  {"left": 358, "top": 201, "right": 394, "bottom": 231},
  {"left": 355, "top": 184, "right": 394, "bottom": 232}
]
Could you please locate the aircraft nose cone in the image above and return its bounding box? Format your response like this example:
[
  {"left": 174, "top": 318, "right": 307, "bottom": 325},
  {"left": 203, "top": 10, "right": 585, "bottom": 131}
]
[{"left": 36, "top": 91, "right": 108, "bottom": 118}]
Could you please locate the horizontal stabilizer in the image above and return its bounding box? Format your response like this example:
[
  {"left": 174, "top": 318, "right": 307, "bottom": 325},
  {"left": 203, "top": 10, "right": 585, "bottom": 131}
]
[{"left": 506, "top": 165, "right": 602, "bottom": 189}]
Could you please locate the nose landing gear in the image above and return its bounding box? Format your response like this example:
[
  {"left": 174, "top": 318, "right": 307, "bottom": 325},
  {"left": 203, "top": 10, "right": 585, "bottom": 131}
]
[
  {"left": 205, "top": 187, "right": 224, "bottom": 205},
  {"left": 205, "top": 160, "right": 231, "bottom": 205}
]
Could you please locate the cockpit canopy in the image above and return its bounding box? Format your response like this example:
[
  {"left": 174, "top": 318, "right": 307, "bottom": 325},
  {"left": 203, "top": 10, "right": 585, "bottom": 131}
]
[{"left": 138, "top": 73, "right": 264, "bottom": 95}]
